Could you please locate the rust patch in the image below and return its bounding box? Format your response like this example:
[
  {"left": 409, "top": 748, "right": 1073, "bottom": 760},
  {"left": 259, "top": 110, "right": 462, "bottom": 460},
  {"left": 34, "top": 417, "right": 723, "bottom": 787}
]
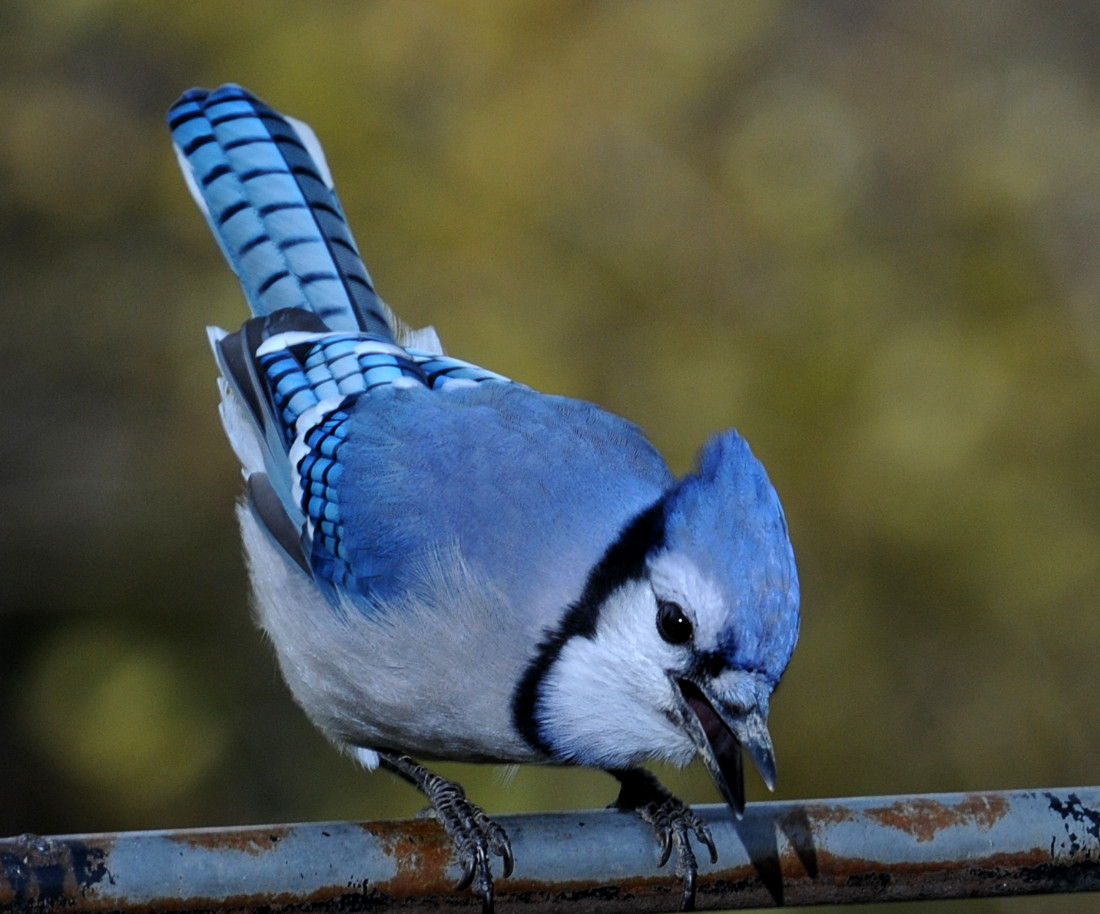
[
  {"left": 170, "top": 825, "right": 293, "bottom": 856},
  {"left": 366, "top": 817, "right": 459, "bottom": 896},
  {"left": 801, "top": 801, "right": 858, "bottom": 827},
  {"left": 359, "top": 816, "right": 511, "bottom": 911},
  {"left": 865, "top": 794, "right": 1010, "bottom": 843}
]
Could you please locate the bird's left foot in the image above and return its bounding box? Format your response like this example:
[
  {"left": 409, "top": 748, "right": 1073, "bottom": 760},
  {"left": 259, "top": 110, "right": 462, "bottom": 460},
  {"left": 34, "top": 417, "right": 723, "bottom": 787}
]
[
  {"left": 380, "top": 753, "right": 513, "bottom": 914},
  {"left": 611, "top": 768, "right": 718, "bottom": 911}
]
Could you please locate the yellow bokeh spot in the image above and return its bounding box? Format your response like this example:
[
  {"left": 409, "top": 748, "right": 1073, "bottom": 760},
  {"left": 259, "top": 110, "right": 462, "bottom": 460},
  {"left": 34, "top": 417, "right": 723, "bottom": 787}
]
[{"left": 21, "top": 624, "right": 228, "bottom": 817}]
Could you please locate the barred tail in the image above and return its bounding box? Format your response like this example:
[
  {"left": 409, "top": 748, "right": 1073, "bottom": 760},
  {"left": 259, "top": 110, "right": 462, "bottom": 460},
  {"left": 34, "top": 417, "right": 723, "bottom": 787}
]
[{"left": 168, "top": 83, "right": 393, "bottom": 338}]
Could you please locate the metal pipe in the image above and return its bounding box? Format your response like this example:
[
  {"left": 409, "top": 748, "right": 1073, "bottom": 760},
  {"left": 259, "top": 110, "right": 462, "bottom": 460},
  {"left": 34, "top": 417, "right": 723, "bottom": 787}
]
[{"left": 2, "top": 787, "right": 1098, "bottom": 912}]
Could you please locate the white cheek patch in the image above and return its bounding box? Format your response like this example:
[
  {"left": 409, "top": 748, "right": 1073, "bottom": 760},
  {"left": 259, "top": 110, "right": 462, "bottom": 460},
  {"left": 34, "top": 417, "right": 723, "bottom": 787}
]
[{"left": 537, "top": 582, "right": 697, "bottom": 770}]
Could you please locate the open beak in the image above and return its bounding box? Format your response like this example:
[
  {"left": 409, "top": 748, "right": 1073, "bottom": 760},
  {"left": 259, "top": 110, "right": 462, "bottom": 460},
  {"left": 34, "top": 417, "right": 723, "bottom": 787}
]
[{"left": 674, "top": 676, "right": 776, "bottom": 817}]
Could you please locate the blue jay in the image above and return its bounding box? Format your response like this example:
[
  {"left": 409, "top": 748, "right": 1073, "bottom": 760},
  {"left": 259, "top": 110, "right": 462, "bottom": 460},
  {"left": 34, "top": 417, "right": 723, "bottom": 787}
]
[{"left": 169, "top": 84, "right": 799, "bottom": 912}]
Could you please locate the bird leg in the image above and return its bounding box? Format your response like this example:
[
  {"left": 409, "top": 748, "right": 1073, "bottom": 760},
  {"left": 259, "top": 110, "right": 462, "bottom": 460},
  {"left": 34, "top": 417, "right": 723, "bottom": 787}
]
[
  {"left": 378, "top": 753, "right": 514, "bottom": 914},
  {"left": 610, "top": 767, "right": 718, "bottom": 911}
]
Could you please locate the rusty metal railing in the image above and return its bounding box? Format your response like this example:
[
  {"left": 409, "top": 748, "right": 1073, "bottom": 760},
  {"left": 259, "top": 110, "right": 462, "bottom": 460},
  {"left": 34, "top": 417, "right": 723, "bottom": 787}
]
[{"left": 2, "top": 787, "right": 1098, "bottom": 912}]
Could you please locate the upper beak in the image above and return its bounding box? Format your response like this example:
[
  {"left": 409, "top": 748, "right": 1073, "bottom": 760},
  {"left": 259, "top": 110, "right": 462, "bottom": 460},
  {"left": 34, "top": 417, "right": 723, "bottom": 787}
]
[{"left": 674, "top": 675, "right": 776, "bottom": 817}]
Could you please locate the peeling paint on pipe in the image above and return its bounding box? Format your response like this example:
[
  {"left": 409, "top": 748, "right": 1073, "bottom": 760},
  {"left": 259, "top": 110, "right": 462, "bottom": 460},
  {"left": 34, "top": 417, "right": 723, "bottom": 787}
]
[{"left": 2, "top": 787, "right": 1098, "bottom": 912}]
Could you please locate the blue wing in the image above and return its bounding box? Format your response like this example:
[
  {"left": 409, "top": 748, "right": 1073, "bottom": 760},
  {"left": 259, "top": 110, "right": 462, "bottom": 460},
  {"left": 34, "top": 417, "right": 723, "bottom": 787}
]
[{"left": 216, "top": 311, "right": 514, "bottom": 589}]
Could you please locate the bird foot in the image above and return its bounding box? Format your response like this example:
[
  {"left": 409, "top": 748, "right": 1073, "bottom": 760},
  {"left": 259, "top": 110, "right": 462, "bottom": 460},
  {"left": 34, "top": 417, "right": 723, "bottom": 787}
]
[
  {"left": 611, "top": 768, "right": 718, "bottom": 911},
  {"left": 380, "top": 754, "right": 513, "bottom": 914}
]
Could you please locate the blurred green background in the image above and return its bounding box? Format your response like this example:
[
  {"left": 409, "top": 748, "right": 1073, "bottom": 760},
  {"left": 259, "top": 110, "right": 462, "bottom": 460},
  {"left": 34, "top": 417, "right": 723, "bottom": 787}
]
[{"left": 2, "top": 2, "right": 1098, "bottom": 911}]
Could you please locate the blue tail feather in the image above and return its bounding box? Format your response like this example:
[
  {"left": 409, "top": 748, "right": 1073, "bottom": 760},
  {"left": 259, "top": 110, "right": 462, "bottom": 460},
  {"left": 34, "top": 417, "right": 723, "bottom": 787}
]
[
  {"left": 176, "top": 85, "right": 515, "bottom": 594},
  {"left": 169, "top": 84, "right": 392, "bottom": 337}
]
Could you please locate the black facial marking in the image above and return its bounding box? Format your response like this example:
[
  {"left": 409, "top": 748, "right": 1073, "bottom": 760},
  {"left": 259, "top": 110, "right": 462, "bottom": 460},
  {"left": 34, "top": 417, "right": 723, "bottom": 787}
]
[
  {"left": 694, "top": 649, "right": 728, "bottom": 681},
  {"left": 511, "top": 497, "right": 667, "bottom": 755}
]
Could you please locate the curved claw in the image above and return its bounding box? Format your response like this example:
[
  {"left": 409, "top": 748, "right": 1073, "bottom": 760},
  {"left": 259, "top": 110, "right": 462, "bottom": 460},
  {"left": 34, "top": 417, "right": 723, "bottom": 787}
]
[
  {"left": 656, "top": 823, "right": 674, "bottom": 868},
  {"left": 454, "top": 850, "right": 478, "bottom": 892},
  {"left": 697, "top": 822, "right": 718, "bottom": 865},
  {"left": 498, "top": 833, "right": 515, "bottom": 878}
]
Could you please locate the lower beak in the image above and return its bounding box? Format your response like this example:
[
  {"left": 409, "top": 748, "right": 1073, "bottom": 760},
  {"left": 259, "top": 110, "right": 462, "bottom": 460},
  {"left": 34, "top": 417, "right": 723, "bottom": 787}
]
[{"left": 675, "top": 677, "right": 776, "bottom": 817}]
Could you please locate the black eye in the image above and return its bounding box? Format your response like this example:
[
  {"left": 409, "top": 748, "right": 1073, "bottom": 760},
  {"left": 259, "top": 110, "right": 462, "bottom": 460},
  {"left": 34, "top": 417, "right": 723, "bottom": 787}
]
[{"left": 656, "top": 600, "right": 693, "bottom": 645}]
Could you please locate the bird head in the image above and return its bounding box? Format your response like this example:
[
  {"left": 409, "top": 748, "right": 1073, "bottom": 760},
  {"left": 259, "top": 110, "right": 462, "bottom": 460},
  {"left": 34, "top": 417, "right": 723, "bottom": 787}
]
[
  {"left": 523, "top": 429, "right": 798, "bottom": 815},
  {"left": 647, "top": 429, "right": 799, "bottom": 815}
]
